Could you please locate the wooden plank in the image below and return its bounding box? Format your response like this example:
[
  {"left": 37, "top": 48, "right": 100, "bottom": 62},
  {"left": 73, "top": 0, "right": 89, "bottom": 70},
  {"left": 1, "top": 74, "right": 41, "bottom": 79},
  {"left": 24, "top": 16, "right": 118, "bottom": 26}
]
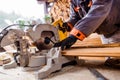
[
  {"left": 72, "top": 43, "right": 120, "bottom": 48},
  {"left": 62, "top": 47, "right": 120, "bottom": 57}
]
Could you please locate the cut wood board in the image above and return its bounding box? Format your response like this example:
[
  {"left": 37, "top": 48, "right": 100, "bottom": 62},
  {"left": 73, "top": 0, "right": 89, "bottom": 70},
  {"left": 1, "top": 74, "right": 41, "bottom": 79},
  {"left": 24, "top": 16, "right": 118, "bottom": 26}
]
[
  {"left": 74, "top": 33, "right": 102, "bottom": 46},
  {"left": 62, "top": 47, "right": 120, "bottom": 57}
]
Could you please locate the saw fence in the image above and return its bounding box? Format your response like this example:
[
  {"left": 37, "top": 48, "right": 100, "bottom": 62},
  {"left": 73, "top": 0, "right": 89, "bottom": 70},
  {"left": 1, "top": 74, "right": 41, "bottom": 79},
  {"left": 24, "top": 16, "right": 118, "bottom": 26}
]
[{"left": 62, "top": 33, "right": 120, "bottom": 57}]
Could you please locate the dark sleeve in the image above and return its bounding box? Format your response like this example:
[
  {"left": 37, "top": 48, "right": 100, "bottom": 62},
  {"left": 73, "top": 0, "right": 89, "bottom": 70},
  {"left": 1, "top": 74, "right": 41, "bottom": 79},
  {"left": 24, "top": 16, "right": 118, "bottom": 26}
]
[{"left": 68, "top": 1, "right": 81, "bottom": 26}]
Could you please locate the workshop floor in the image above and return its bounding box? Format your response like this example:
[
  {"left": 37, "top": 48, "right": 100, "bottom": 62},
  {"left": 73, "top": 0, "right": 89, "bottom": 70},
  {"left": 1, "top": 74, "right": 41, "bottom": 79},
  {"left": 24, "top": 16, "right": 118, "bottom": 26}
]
[
  {"left": 0, "top": 58, "right": 120, "bottom": 80},
  {"left": 44, "top": 58, "right": 120, "bottom": 80}
]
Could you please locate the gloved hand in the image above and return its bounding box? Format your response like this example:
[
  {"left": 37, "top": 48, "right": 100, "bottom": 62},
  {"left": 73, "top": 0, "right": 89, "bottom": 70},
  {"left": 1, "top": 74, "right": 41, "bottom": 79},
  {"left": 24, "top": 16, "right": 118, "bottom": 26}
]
[{"left": 54, "top": 35, "right": 77, "bottom": 50}]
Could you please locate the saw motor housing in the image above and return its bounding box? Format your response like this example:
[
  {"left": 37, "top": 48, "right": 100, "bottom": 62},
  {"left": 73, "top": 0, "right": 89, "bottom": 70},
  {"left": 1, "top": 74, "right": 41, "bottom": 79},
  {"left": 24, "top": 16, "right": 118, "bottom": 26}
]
[{"left": 0, "top": 24, "right": 60, "bottom": 67}]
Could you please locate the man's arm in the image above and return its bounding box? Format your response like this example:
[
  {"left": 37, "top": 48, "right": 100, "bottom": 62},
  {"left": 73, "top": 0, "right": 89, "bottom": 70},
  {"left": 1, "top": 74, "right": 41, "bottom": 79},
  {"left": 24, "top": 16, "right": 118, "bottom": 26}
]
[
  {"left": 68, "top": 2, "right": 81, "bottom": 26},
  {"left": 71, "top": 0, "right": 113, "bottom": 38}
]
